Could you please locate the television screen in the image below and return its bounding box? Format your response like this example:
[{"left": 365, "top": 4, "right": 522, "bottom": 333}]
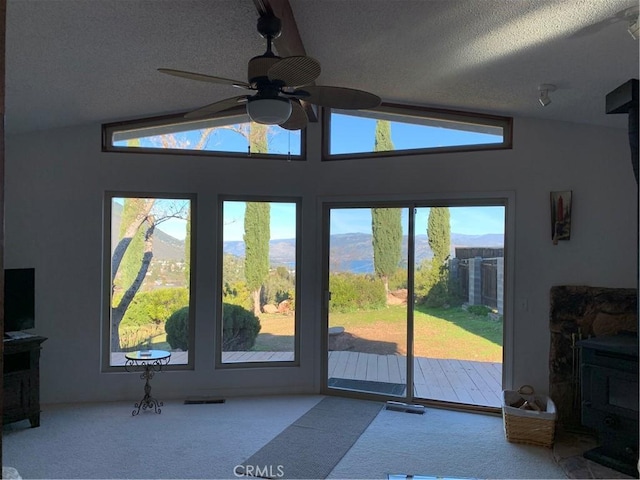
[{"left": 4, "top": 268, "right": 35, "bottom": 332}]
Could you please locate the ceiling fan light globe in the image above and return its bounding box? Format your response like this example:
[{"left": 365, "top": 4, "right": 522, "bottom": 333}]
[{"left": 247, "top": 97, "right": 292, "bottom": 125}]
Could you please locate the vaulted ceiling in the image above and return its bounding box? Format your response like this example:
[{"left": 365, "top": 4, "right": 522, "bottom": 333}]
[{"left": 5, "top": 0, "right": 639, "bottom": 136}]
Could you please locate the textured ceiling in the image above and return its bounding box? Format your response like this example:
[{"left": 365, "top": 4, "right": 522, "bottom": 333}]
[{"left": 5, "top": 0, "right": 639, "bottom": 136}]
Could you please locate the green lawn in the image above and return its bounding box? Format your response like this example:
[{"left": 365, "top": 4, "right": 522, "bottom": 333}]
[
  {"left": 251, "top": 305, "right": 502, "bottom": 362},
  {"left": 125, "top": 305, "right": 503, "bottom": 363},
  {"left": 251, "top": 314, "right": 296, "bottom": 351},
  {"left": 329, "top": 304, "right": 502, "bottom": 362}
]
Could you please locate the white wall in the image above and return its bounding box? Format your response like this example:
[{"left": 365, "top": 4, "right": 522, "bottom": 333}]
[{"left": 4, "top": 115, "right": 637, "bottom": 404}]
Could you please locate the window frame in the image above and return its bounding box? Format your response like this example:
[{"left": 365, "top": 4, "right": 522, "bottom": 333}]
[
  {"left": 216, "top": 195, "right": 302, "bottom": 369},
  {"left": 322, "top": 102, "right": 513, "bottom": 161},
  {"left": 102, "top": 107, "right": 307, "bottom": 161},
  {"left": 101, "top": 191, "right": 197, "bottom": 372}
]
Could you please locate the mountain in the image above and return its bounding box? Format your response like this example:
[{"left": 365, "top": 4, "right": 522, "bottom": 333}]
[
  {"left": 111, "top": 202, "right": 184, "bottom": 260},
  {"left": 328, "top": 232, "right": 504, "bottom": 272},
  {"left": 153, "top": 228, "right": 185, "bottom": 260},
  {"left": 224, "top": 232, "right": 504, "bottom": 272}
]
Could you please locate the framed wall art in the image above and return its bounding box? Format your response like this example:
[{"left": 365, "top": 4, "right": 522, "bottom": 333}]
[{"left": 551, "top": 191, "right": 572, "bottom": 245}]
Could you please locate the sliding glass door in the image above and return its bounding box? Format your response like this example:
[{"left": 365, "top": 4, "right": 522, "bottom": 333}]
[
  {"left": 411, "top": 206, "right": 505, "bottom": 408},
  {"left": 326, "top": 207, "right": 409, "bottom": 398},
  {"left": 324, "top": 202, "right": 506, "bottom": 408}
]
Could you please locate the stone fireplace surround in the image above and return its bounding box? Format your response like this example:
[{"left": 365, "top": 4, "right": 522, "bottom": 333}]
[{"left": 549, "top": 285, "right": 637, "bottom": 430}]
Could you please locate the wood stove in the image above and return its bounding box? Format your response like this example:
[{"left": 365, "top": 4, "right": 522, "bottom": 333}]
[{"left": 579, "top": 333, "right": 639, "bottom": 477}]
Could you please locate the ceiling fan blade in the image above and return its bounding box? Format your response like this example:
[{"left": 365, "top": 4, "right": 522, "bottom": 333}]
[
  {"left": 158, "top": 68, "right": 251, "bottom": 89},
  {"left": 295, "top": 86, "right": 381, "bottom": 109},
  {"left": 184, "top": 96, "right": 248, "bottom": 119},
  {"left": 279, "top": 99, "right": 308, "bottom": 130},
  {"left": 268, "top": 56, "right": 321, "bottom": 87}
]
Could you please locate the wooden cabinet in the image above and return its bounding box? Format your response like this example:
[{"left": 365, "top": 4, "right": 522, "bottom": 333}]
[{"left": 3, "top": 335, "right": 47, "bottom": 427}]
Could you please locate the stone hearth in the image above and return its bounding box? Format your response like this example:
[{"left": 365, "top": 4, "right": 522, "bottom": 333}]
[{"left": 549, "top": 285, "right": 637, "bottom": 430}]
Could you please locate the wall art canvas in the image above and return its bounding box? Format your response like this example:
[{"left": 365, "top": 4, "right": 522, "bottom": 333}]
[{"left": 551, "top": 191, "right": 572, "bottom": 244}]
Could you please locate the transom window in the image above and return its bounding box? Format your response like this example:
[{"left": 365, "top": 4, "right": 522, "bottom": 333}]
[
  {"left": 323, "top": 103, "right": 512, "bottom": 160},
  {"left": 102, "top": 110, "right": 304, "bottom": 160}
]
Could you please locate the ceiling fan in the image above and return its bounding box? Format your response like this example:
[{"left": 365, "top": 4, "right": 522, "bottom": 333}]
[{"left": 158, "top": 13, "right": 381, "bottom": 130}]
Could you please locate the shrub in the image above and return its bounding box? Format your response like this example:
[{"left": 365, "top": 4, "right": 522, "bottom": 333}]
[
  {"left": 424, "top": 280, "right": 449, "bottom": 307},
  {"left": 165, "top": 306, "right": 189, "bottom": 350},
  {"left": 329, "top": 273, "right": 386, "bottom": 313},
  {"left": 414, "top": 260, "right": 435, "bottom": 302},
  {"left": 222, "top": 303, "right": 261, "bottom": 350},
  {"left": 121, "top": 287, "right": 189, "bottom": 328},
  {"left": 414, "top": 259, "right": 459, "bottom": 308},
  {"left": 388, "top": 267, "right": 408, "bottom": 291},
  {"left": 223, "top": 281, "right": 252, "bottom": 310},
  {"left": 467, "top": 305, "right": 492, "bottom": 317},
  {"left": 164, "top": 303, "right": 261, "bottom": 352},
  {"left": 262, "top": 267, "right": 295, "bottom": 307}
]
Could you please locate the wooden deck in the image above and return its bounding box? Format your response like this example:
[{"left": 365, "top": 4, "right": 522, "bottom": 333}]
[
  {"left": 329, "top": 351, "right": 502, "bottom": 408},
  {"left": 111, "top": 350, "right": 501, "bottom": 408}
]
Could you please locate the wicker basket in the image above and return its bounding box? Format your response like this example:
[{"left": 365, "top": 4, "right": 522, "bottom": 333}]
[{"left": 502, "top": 385, "right": 556, "bottom": 448}]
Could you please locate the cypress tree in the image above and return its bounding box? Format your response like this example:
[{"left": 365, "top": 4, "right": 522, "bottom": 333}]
[
  {"left": 244, "top": 202, "right": 270, "bottom": 316},
  {"left": 371, "top": 120, "right": 402, "bottom": 297},
  {"left": 426, "top": 207, "right": 451, "bottom": 306},
  {"left": 374, "top": 119, "right": 393, "bottom": 152},
  {"left": 249, "top": 123, "right": 269, "bottom": 153},
  {"left": 427, "top": 207, "right": 451, "bottom": 265},
  {"left": 372, "top": 208, "right": 402, "bottom": 296}
]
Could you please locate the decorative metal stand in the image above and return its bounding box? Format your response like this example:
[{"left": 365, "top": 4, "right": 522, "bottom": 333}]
[{"left": 124, "top": 350, "right": 171, "bottom": 416}]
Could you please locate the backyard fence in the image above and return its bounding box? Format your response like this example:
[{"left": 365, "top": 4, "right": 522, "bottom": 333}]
[
  {"left": 482, "top": 259, "right": 498, "bottom": 309},
  {"left": 450, "top": 248, "right": 503, "bottom": 313}
]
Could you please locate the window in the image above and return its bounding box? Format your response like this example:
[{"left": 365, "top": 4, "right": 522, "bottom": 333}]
[
  {"left": 218, "top": 198, "right": 300, "bottom": 366},
  {"left": 102, "top": 109, "right": 305, "bottom": 160},
  {"left": 103, "top": 193, "right": 195, "bottom": 369},
  {"left": 323, "top": 103, "right": 512, "bottom": 160}
]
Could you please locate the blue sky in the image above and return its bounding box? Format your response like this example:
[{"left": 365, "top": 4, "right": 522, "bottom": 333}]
[
  {"left": 217, "top": 203, "right": 504, "bottom": 242},
  {"left": 330, "top": 113, "right": 501, "bottom": 153},
  {"left": 330, "top": 207, "right": 505, "bottom": 238},
  {"left": 223, "top": 201, "right": 296, "bottom": 241}
]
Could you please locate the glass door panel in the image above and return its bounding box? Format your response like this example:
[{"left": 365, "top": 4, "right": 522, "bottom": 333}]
[
  {"left": 327, "top": 207, "right": 409, "bottom": 397},
  {"left": 412, "top": 206, "right": 505, "bottom": 407}
]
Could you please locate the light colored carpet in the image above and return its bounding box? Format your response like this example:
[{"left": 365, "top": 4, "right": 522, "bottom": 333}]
[
  {"left": 2, "top": 395, "right": 568, "bottom": 479},
  {"left": 2, "top": 395, "right": 323, "bottom": 479},
  {"left": 241, "top": 396, "right": 382, "bottom": 479},
  {"left": 328, "top": 404, "right": 568, "bottom": 479}
]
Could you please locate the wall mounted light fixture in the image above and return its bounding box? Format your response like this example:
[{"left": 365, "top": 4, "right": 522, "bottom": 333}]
[{"left": 538, "top": 84, "right": 557, "bottom": 107}]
